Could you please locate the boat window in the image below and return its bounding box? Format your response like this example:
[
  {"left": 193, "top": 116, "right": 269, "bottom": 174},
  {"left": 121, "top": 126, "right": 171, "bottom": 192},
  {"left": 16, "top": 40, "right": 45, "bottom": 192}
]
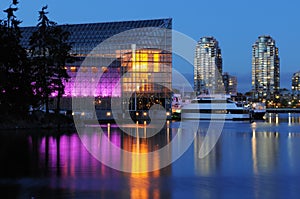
[{"left": 192, "top": 99, "right": 229, "bottom": 103}]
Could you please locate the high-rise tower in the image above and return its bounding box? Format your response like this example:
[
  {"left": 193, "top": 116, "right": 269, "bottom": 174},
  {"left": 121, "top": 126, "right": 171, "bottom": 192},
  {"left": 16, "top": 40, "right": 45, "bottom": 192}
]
[
  {"left": 252, "top": 35, "right": 280, "bottom": 102},
  {"left": 194, "top": 37, "right": 223, "bottom": 95}
]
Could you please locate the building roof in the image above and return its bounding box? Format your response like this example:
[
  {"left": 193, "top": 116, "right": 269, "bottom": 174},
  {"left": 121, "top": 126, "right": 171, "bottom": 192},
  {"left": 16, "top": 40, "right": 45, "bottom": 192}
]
[{"left": 20, "top": 18, "right": 172, "bottom": 54}]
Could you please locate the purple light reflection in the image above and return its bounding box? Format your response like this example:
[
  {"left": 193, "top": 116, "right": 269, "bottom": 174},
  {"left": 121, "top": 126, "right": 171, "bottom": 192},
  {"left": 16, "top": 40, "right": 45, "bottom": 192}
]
[{"left": 35, "top": 129, "right": 122, "bottom": 178}]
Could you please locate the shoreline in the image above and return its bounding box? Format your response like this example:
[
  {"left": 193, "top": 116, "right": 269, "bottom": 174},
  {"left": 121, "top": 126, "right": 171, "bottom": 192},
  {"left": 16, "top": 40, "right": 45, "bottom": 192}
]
[
  {"left": 0, "top": 112, "right": 75, "bottom": 131},
  {"left": 266, "top": 108, "right": 300, "bottom": 113},
  {"left": 1, "top": 111, "right": 300, "bottom": 131}
]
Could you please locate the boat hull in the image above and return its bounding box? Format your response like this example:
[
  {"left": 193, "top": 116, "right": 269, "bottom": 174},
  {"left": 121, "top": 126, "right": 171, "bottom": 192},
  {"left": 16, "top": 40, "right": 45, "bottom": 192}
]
[
  {"left": 252, "top": 111, "right": 266, "bottom": 120},
  {"left": 181, "top": 113, "right": 251, "bottom": 120}
]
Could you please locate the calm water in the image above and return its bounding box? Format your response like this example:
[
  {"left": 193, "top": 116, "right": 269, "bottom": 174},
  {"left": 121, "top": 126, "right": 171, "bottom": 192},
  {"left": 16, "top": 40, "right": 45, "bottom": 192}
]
[{"left": 1, "top": 113, "right": 300, "bottom": 199}]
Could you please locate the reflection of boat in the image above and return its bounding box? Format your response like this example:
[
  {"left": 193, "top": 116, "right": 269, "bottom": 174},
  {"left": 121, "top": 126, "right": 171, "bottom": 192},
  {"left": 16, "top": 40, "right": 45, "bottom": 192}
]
[
  {"left": 251, "top": 102, "right": 266, "bottom": 120},
  {"left": 181, "top": 95, "right": 251, "bottom": 120}
]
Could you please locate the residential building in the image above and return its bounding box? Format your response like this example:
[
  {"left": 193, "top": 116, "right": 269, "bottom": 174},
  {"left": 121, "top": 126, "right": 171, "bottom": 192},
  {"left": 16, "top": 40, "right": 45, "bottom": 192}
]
[
  {"left": 292, "top": 71, "right": 300, "bottom": 93},
  {"left": 252, "top": 35, "right": 280, "bottom": 102},
  {"left": 222, "top": 72, "right": 237, "bottom": 96},
  {"left": 194, "top": 37, "right": 223, "bottom": 95}
]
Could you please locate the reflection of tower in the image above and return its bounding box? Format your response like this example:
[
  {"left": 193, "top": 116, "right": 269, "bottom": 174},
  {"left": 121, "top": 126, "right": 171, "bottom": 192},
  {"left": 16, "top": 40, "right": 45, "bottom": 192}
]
[
  {"left": 194, "top": 36, "right": 223, "bottom": 95},
  {"left": 194, "top": 128, "right": 221, "bottom": 176},
  {"left": 251, "top": 129, "right": 279, "bottom": 174},
  {"left": 193, "top": 128, "right": 222, "bottom": 199}
]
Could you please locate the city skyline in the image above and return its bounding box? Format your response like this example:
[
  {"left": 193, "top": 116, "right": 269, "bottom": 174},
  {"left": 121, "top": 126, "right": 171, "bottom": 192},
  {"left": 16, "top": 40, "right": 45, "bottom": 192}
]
[{"left": 0, "top": 0, "right": 299, "bottom": 92}]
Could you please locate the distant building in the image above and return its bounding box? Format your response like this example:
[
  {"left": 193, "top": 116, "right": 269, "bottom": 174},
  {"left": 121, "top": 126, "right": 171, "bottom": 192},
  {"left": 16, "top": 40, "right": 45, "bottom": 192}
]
[
  {"left": 292, "top": 71, "right": 300, "bottom": 99},
  {"left": 194, "top": 36, "right": 223, "bottom": 95},
  {"left": 252, "top": 35, "right": 280, "bottom": 102},
  {"left": 20, "top": 18, "right": 172, "bottom": 118},
  {"left": 292, "top": 71, "right": 300, "bottom": 92},
  {"left": 222, "top": 72, "right": 237, "bottom": 96}
]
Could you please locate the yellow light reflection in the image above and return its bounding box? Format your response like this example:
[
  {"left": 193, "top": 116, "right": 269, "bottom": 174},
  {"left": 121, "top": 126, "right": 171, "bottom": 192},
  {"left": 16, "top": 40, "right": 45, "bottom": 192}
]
[
  {"left": 130, "top": 126, "right": 148, "bottom": 176},
  {"left": 251, "top": 129, "right": 258, "bottom": 174},
  {"left": 107, "top": 123, "right": 110, "bottom": 139},
  {"left": 131, "top": 188, "right": 148, "bottom": 199}
]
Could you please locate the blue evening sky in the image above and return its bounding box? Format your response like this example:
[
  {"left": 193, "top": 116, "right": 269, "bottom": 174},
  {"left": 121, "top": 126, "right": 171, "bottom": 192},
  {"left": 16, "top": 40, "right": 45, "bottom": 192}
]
[{"left": 1, "top": 0, "right": 299, "bottom": 92}]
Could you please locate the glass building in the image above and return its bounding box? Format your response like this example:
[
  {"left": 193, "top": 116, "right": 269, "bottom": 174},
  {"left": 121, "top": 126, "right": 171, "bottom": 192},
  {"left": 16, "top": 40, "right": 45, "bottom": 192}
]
[
  {"left": 194, "top": 36, "right": 223, "bottom": 95},
  {"left": 20, "top": 18, "right": 172, "bottom": 120},
  {"left": 252, "top": 35, "right": 280, "bottom": 102}
]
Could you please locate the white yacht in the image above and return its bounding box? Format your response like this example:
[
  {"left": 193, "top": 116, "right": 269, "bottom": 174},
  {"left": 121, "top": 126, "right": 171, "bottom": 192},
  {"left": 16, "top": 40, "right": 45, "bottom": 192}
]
[{"left": 181, "top": 95, "right": 251, "bottom": 120}]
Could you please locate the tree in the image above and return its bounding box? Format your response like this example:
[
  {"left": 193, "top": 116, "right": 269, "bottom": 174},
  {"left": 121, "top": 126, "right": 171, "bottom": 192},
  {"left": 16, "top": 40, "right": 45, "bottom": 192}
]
[
  {"left": 29, "top": 6, "right": 71, "bottom": 114},
  {"left": 48, "top": 26, "right": 72, "bottom": 115},
  {"left": 0, "top": 0, "right": 33, "bottom": 115}
]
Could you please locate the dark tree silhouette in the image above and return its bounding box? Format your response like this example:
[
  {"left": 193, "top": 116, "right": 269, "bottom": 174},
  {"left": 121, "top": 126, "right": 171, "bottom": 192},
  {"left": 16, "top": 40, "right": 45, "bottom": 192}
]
[
  {"left": 49, "top": 26, "right": 72, "bottom": 115},
  {"left": 0, "top": 1, "right": 33, "bottom": 116},
  {"left": 29, "top": 6, "right": 71, "bottom": 114}
]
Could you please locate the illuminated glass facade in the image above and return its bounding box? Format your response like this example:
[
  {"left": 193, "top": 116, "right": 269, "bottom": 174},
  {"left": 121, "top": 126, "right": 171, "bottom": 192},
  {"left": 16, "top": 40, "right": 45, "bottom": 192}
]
[
  {"left": 20, "top": 19, "right": 172, "bottom": 115},
  {"left": 194, "top": 36, "right": 223, "bottom": 95},
  {"left": 252, "top": 35, "right": 280, "bottom": 101},
  {"left": 121, "top": 48, "right": 172, "bottom": 112}
]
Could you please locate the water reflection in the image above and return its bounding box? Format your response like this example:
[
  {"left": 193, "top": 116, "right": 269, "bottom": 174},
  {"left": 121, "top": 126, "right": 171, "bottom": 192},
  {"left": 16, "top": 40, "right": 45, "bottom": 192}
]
[
  {"left": 1, "top": 114, "right": 300, "bottom": 198},
  {"left": 251, "top": 128, "right": 279, "bottom": 174},
  {"left": 265, "top": 112, "right": 300, "bottom": 124},
  {"left": 0, "top": 124, "right": 174, "bottom": 198},
  {"left": 194, "top": 125, "right": 221, "bottom": 176},
  {"left": 190, "top": 116, "right": 300, "bottom": 199}
]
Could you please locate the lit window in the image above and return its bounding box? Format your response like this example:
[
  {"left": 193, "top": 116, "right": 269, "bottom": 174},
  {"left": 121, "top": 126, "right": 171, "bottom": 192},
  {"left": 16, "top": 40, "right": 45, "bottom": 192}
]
[
  {"left": 81, "top": 67, "right": 88, "bottom": 73},
  {"left": 101, "top": 66, "right": 108, "bottom": 73},
  {"left": 70, "top": 66, "right": 77, "bottom": 72},
  {"left": 92, "top": 67, "right": 98, "bottom": 73}
]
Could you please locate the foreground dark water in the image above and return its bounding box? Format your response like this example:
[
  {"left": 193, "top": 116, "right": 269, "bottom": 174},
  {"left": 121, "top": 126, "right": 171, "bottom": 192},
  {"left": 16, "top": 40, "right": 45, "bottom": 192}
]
[{"left": 1, "top": 113, "right": 300, "bottom": 199}]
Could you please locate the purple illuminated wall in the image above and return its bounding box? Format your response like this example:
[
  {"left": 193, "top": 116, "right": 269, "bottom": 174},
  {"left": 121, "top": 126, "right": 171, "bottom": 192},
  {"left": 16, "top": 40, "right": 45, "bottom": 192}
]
[{"left": 62, "top": 67, "right": 121, "bottom": 97}]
